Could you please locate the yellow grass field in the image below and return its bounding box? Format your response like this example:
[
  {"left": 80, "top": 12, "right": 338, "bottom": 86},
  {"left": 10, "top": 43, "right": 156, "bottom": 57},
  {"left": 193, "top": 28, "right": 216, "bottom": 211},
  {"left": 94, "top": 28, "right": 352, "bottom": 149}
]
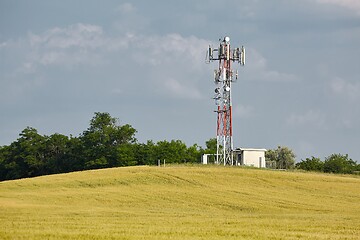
[{"left": 0, "top": 165, "right": 359, "bottom": 239}]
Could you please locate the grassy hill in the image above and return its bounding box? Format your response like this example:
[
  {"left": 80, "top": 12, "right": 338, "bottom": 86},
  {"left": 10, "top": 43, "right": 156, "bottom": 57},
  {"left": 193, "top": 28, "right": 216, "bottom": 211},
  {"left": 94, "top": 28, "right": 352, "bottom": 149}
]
[{"left": 0, "top": 165, "right": 359, "bottom": 239}]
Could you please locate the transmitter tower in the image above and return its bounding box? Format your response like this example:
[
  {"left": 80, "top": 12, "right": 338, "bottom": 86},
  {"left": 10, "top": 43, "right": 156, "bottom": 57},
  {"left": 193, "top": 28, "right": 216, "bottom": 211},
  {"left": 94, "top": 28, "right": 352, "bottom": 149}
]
[{"left": 206, "top": 37, "right": 245, "bottom": 165}]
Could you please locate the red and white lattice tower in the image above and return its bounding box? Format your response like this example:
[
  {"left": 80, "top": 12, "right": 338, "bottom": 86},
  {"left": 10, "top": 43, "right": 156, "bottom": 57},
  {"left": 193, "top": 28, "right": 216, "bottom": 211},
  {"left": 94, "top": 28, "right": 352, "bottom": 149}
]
[{"left": 206, "top": 37, "right": 245, "bottom": 165}]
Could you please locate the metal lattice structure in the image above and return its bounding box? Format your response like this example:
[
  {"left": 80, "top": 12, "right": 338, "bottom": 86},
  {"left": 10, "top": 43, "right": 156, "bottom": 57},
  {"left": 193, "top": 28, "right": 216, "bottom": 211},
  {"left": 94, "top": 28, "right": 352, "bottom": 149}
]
[{"left": 206, "top": 37, "right": 245, "bottom": 165}]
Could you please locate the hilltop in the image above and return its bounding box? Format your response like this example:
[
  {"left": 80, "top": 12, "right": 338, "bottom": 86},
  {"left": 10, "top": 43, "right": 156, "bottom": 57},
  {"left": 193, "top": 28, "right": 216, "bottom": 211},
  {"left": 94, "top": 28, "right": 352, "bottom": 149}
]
[{"left": 0, "top": 165, "right": 359, "bottom": 239}]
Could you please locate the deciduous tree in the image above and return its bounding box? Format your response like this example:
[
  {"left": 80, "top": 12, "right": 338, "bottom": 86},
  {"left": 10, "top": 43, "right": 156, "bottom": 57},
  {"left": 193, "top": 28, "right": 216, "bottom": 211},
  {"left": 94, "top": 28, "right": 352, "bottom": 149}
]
[
  {"left": 205, "top": 138, "right": 217, "bottom": 154},
  {"left": 323, "top": 153, "right": 356, "bottom": 174},
  {"left": 296, "top": 156, "right": 324, "bottom": 172},
  {"left": 266, "top": 146, "right": 296, "bottom": 169},
  {"left": 80, "top": 112, "right": 137, "bottom": 169}
]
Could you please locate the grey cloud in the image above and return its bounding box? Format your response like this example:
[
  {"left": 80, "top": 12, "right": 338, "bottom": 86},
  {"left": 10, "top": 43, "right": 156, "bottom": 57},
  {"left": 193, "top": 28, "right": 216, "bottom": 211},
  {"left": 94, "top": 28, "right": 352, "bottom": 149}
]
[
  {"left": 316, "top": 0, "right": 360, "bottom": 14},
  {"left": 330, "top": 77, "right": 360, "bottom": 101}
]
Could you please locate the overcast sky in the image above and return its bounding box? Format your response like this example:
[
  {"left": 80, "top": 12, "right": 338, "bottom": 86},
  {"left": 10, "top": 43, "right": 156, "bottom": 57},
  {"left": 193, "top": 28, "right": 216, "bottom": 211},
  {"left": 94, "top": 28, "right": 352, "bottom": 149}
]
[{"left": 1, "top": 0, "right": 359, "bottom": 161}]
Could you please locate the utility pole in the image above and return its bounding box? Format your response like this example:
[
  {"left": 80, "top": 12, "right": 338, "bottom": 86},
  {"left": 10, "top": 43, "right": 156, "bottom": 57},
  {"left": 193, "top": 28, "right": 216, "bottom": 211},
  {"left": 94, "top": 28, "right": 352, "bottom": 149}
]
[{"left": 206, "top": 36, "right": 245, "bottom": 165}]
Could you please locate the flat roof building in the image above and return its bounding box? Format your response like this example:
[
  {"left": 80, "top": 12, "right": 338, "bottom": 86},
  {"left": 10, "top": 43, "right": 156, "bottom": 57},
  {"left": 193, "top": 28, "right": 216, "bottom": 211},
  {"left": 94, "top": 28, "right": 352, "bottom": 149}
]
[
  {"left": 234, "top": 148, "right": 266, "bottom": 168},
  {"left": 201, "top": 148, "right": 267, "bottom": 168}
]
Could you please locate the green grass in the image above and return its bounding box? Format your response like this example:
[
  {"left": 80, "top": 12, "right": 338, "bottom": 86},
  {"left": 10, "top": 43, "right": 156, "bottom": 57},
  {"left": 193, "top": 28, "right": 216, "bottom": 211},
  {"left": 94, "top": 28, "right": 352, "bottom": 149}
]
[{"left": 1, "top": 165, "right": 360, "bottom": 239}]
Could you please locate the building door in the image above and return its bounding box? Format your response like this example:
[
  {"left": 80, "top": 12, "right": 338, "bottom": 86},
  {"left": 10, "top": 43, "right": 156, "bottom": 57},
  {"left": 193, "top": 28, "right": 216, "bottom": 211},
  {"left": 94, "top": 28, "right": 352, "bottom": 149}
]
[{"left": 259, "top": 157, "right": 262, "bottom": 168}]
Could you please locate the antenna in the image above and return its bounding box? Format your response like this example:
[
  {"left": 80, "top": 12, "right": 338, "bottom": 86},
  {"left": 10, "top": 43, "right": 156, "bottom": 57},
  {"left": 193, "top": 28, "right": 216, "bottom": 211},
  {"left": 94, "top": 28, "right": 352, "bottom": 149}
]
[{"left": 207, "top": 36, "right": 245, "bottom": 166}]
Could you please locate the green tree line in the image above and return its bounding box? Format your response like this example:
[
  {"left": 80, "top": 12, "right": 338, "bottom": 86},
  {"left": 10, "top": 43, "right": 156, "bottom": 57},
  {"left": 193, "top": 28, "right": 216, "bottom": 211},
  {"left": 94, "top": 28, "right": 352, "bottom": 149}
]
[
  {"left": 1, "top": 112, "right": 359, "bottom": 181},
  {"left": 296, "top": 154, "right": 360, "bottom": 174},
  {"left": 265, "top": 146, "right": 360, "bottom": 174},
  {"left": 0, "top": 112, "right": 205, "bottom": 181}
]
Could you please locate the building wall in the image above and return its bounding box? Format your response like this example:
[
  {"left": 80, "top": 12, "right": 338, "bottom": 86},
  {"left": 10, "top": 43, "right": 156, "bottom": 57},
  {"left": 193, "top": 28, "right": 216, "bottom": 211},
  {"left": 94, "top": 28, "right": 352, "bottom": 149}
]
[
  {"left": 241, "top": 150, "right": 266, "bottom": 168},
  {"left": 201, "top": 149, "right": 266, "bottom": 168}
]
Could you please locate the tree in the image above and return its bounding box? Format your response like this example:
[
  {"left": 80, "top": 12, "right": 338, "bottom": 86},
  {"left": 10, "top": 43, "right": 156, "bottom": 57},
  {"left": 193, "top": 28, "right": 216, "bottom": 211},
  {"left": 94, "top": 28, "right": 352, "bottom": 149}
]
[
  {"left": 133, "top": 141, "right": 156, "bottom": 165},
  {"left": 44, "top": 133, "right": 70, "bottom": 174},
  {"left": 265, "top": 149, "right": 277, "bottom": 169},
  {"left": 205, "top": 138, "right": 217, "bottom": 154},
  {"left": 355, "top": 163, "right": 360, "bottom": 172},
  {"left": 65, "top": 136, "right": 85, "bottom": 172},
  {"left": 153, "top": 140, "right": 188, "bottom": 164},
  {"left": 296, "top": 156, "right": 324, "bottom": 172},
  {"left": 185, "top": 144, "right": 202, "bottom": 163},
  {"left": 323, "top": 153, "right": 356, "bottom": 174},
  {"left": 266, "top": 146, "right": 296, "bottom": 169},
  {"left": 80, "top": 112, "right": 137, "bottom": 169},
  {"left": 15, "top": 127, "right": 48, "bottom": 177},
  {"left": 1, "top": 127, "right": 47, "bottom": 180},
  {"left": 117, "top": 143, "right": 137, "bottom": 166},
  {"left": 0, "top": 146, "right": 9, "bottom": 181},
  {"left": 132, "top": 140, "right": 202, "bottom": 165}
]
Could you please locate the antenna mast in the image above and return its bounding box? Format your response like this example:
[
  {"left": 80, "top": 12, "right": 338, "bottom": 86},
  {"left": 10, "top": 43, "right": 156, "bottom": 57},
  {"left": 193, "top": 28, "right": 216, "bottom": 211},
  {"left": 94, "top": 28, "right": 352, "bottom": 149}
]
[{"left": 206, "top": 36, "right": 245, "bottom": 165}]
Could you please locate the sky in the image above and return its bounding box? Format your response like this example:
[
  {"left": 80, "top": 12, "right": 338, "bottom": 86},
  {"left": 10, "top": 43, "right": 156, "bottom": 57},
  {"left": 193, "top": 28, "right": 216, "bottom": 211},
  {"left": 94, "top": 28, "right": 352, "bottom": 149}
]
[{"left": 1, "top": 0, "right": 360, "bottom": 162}]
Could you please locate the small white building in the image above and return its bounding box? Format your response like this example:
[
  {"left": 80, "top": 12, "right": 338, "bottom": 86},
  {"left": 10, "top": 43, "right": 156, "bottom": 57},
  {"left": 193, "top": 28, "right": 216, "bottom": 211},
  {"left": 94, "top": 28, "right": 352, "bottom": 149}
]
[
  {"left": 201, "top": 154, "right": 216, "bottom": 164},
  {"left": 235, "top": 148, "right": 266, "bottom": 168},
  {"left": 201, "top": 148, "right": 267, "bottom": 168}
]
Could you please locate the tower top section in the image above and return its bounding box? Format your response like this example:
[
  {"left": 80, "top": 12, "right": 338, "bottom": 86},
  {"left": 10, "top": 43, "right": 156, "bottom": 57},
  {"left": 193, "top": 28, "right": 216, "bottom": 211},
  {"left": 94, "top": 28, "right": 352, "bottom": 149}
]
[{"left": 206, "top": 37, "right": 245, "bottom": 66}]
